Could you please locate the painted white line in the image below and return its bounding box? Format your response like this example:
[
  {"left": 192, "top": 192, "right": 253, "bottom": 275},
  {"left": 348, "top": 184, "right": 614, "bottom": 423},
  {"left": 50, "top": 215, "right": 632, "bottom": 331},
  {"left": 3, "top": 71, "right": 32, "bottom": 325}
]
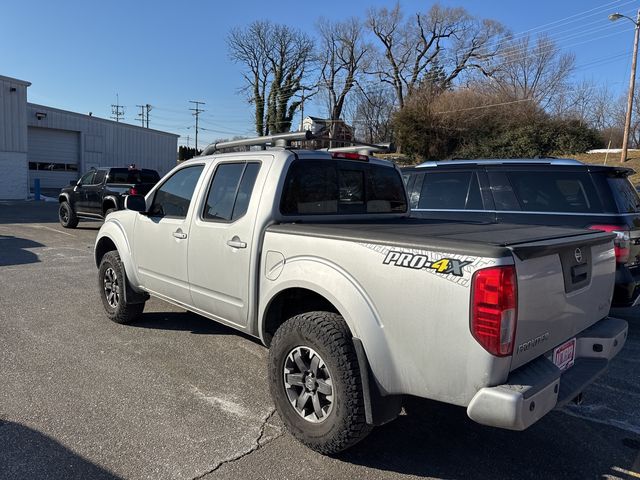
[
  {"left": 23, "top": 225, "right": 74, "bottom": 237},
  {"left": 560, "top": 408, "right": 640, "bottom": 435}
]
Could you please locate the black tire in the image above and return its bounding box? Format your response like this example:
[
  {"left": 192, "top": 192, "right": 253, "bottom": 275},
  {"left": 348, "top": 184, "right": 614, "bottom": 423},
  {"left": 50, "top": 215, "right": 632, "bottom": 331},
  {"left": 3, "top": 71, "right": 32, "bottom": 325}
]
[
  {"left": 105, "top": 207, "right": 117, "bottom": 218},
  {"left": 98, "top": 251, "right": 145, "bottom": 324},
  {"left": 58, "top": 201, "right": 79, "bottom": 228},
  {"left": 268, "top": 311, "right": 371, "bottom": 454}
]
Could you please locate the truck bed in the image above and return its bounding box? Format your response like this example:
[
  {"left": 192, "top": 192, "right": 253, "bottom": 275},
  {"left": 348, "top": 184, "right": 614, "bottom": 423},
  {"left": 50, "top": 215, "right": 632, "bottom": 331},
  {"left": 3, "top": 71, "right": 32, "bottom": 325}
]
[{"left": 268, "top": 219, "right": 613, "bottom": 258}]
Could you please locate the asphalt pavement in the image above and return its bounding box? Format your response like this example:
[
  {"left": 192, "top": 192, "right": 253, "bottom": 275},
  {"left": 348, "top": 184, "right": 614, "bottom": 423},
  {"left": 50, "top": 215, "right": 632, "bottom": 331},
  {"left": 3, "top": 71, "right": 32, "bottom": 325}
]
[{"left": 0, "top": 201, "right": 639, "bottom": 480}]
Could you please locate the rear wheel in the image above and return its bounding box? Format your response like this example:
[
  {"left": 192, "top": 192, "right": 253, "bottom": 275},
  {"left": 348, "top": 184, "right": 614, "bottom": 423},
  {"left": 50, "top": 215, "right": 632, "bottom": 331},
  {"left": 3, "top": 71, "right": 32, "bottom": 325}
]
[
  {"left": 268, "top": 311, "right": 371, "bottom": 454},
  {"left": 58, "top": 201, "right": 78, "bottom": 228},
  {"left": 105, "top": 207, "right": 117, "bottom": 218},
  {"left": 98, "top": 251, "right": 145, "bottom": 324}
]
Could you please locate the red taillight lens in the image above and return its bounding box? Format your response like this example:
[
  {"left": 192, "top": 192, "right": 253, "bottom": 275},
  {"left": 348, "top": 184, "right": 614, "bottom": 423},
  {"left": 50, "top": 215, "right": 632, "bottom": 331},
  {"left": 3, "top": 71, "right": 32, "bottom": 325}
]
[
  {"left": 588, "top": 224, "right": 630, "bottom": 264},
  {"left": 129, "top": 187, "right": 138, "bottom": 195},
  {"left": 471, "top": 265, "right": 517, "bottom": 357}
]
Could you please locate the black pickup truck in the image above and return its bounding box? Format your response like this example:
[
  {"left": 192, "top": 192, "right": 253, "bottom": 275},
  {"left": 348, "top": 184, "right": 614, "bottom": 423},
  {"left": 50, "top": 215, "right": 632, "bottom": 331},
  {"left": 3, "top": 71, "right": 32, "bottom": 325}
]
[{"left": 58, "top": 167, "right": 160, "bottom": 228}]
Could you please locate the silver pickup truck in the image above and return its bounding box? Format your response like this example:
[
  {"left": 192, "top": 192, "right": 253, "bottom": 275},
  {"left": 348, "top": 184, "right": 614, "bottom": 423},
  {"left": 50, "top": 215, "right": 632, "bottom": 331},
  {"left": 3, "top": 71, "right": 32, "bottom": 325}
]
[{"left": 94, "top": 141, "right": 628, "bottom": 454}]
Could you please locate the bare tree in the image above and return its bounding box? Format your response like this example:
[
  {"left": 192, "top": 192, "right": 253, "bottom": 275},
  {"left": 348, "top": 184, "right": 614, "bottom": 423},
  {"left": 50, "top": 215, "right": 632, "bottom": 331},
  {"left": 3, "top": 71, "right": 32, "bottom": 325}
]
[
  {"left": 366, "top": 3, "right": 507, "bottom": 108},
  {"left": 317, "top": 17, "right": 370, "bottom": 145},
  {"left": 228, "top": 21, "right": 314, "bottom": 135},
  {"left": 353, "top": 87, "right": 395, "bottom": 143},
  {"left": 488, "top": 33, "right": 575, "bottom": 109}
]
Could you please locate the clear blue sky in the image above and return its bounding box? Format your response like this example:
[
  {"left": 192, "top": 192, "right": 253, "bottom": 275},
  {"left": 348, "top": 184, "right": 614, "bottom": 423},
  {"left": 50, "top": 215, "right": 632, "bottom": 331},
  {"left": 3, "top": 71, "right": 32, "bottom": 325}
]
[{"left": 1, "top": 0, "right": 638, "bottom": 147}]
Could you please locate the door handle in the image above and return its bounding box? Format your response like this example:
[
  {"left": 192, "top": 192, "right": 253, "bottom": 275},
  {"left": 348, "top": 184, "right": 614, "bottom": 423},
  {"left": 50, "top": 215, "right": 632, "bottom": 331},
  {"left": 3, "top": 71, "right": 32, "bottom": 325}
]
[
  {"left": 227, "top": 236, "right": 247, "bottom": 249},
  {"left": 172, "top": 229, "right": 187, "bottom": 240}
]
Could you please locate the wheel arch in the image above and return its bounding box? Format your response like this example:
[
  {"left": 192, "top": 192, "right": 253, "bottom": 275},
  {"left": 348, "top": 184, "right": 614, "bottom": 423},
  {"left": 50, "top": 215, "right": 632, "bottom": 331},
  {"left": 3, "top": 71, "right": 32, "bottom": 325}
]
[
  {"left": 102, "top": 196, "right": 119, "bottom": 215},
  {"left": 94, "top": 223, "right": 140, "bottom": 288},
  {"left": 258, "top": 260, "right": 397, "bottom": 395}
]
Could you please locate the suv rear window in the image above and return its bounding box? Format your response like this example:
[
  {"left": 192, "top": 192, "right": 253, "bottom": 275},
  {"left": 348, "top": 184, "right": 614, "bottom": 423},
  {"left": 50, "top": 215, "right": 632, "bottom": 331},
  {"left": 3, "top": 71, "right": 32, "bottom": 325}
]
[
  {"left": 607, "top": 176, "right": 640, "bottom": 213},
  {"left": 504, "top": 171, "right": 603, "bottom": 213},
  {"left": 280, "top": 160, "right": 407, "bottom": 215},
  {"left": 109, "top": 168, "right": 160, "bottom": 184}
]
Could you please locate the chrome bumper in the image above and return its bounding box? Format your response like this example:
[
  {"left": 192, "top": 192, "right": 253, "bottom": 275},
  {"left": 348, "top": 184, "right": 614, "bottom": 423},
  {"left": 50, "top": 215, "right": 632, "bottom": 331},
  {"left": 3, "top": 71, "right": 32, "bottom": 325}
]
[{"left": 466, "top": 317, "right": 628, "bottom": 430}]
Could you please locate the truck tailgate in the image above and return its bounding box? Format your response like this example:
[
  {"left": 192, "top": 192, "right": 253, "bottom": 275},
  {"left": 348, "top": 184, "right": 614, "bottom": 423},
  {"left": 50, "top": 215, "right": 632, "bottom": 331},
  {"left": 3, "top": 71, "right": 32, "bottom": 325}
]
[{"left": 508, "top": 232, "right": 616, "bottom": 369}]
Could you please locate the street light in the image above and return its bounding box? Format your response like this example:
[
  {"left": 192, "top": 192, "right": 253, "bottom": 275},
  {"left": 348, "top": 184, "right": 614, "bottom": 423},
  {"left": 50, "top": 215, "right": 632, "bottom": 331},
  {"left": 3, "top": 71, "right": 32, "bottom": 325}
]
[{"left": 609, "top": 10, "right": 640, "bottom": 162}]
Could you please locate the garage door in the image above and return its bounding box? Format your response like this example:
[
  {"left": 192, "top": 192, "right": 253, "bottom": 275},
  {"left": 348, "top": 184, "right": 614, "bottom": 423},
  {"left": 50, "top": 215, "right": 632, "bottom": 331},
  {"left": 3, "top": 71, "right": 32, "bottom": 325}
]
[{"left": 28, "top": 127, "right": 80, "bottom": 190}]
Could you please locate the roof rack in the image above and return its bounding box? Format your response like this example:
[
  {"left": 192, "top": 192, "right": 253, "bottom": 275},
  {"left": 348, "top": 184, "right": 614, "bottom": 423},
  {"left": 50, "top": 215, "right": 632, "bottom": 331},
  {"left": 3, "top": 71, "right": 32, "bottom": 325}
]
[
  {"left": 320, "top": 142, "right": 393, "bottom": 156},
  {"left": 416, "top": 158, "right": 584, "bottom": 168},
  {"left": 200, "top": 130, "right": 393, "bottom": 157},
  {"left": 201, "top": 130, "right": 314, "bottom": 155}
]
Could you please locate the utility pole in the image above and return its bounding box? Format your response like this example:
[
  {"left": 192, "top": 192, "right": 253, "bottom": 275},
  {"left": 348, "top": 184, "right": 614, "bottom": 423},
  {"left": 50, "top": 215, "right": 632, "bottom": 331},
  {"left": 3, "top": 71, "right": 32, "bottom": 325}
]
[
  {"left": 136, "top": 104, "right": 145, "bottom": 127},
  {"left": 145, "top": 104, "right": 152, "bottom": 128},
  {"left": 111, "top": 94, "right": 125, "bottom": 122},
  {"left": 189, "top": 100, "right": 205, "bottom": 152},
  {"left": 186, "top": 135, "right": 190, "bottom": 148},
  {"left": 300, "top": 86, "right": 307, "bottom": 130},
  {"left": 610, "top": 9, "right": 640, "bottom": 162}
]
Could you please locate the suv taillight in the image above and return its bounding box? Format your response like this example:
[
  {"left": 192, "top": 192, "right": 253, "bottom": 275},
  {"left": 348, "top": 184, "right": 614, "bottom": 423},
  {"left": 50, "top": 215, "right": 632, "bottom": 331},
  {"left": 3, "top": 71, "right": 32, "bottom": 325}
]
[
  {"left": 470, "top": 265, "right": 517, "bottom": 357},
  {"left": 588, "top": 224, "right": 630, "bottom": 264},
  {"left": 129, "top": 187, "right": 138, "bottom": 195}
]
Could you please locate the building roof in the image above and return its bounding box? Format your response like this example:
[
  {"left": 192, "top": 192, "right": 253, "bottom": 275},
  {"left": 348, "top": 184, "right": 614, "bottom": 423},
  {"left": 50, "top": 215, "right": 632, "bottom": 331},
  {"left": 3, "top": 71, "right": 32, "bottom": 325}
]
[
  {"left": 28, "top": 103, "right": 180, "bottom": 137},
  {"left": 0, "top": 75, "right": 31, "bottom": 87}
]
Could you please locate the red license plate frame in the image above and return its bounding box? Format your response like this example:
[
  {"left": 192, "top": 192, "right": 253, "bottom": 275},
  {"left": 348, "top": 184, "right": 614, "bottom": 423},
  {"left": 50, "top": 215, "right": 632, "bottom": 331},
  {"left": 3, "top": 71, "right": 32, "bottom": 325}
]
[{"left": 553, "top": 337, "right": 576, "bottom": 371}]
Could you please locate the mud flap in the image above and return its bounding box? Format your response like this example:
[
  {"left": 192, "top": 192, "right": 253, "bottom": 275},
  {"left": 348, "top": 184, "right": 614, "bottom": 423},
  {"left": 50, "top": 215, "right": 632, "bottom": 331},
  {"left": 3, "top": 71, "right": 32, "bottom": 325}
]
[{"left": 353, "top": 337, "right": 403, "bottom": 426}]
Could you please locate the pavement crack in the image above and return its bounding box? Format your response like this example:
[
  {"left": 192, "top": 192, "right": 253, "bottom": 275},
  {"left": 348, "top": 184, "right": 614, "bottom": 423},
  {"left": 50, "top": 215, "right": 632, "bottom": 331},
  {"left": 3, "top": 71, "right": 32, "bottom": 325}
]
[{"left": 192, "top": 408, "right": 282, "bottom": 479}]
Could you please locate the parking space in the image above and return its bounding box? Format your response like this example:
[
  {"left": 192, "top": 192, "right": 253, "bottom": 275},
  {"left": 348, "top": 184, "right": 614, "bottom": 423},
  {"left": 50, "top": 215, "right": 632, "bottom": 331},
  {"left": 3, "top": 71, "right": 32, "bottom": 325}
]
[{"left": 1, "top": 201, "right": 639, "bottom": 480}]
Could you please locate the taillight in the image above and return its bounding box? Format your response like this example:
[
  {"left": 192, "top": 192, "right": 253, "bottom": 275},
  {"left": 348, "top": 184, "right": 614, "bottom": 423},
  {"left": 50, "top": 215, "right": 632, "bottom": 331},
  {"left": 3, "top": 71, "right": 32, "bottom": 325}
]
[
  {"left": 470, "top": 265, "right": 517, "bottom": 357},
  {"left": 129, "top": 187, "right": 138, "bottom": 195},
  {"left": 331, "top": 152, "right": 369, "bottom": 161},
  {"left": 588, "top": 224, "right": 630, "bottom": 264}
]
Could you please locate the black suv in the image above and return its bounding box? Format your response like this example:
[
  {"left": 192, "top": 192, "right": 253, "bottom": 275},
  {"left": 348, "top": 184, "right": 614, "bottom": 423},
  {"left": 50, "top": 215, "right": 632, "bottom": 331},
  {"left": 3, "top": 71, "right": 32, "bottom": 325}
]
[
  {"left": 58, "top": 167, "right": 160, "bottom": 228},
  {"left": 402, "top": 159, "right": 640, "bottom": 307}
]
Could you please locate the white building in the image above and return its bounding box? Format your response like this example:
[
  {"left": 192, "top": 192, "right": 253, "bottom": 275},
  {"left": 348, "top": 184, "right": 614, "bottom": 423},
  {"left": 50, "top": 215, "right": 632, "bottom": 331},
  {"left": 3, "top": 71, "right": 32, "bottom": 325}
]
[{"left": 0, "top": 74, "right": 179, "bottom": 199}]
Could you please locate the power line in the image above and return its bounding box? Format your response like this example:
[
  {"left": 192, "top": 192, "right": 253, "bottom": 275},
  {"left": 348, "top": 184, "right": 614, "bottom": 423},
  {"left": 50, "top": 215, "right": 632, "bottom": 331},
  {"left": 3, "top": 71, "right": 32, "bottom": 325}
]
[{"left": 189, "top": 100, "right": 205, "bottom": 151}]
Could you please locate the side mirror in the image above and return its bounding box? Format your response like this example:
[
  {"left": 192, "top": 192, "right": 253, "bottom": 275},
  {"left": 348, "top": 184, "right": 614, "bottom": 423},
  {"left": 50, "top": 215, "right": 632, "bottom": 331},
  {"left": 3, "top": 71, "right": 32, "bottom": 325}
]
[{"left": 125, "top": 195, "right": 147, "bottom": 213}]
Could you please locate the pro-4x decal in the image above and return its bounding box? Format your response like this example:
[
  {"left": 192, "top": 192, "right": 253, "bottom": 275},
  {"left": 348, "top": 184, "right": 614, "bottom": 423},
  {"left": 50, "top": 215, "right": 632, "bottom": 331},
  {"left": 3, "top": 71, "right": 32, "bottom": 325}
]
[
  {"left": 358, "top": 243, "right": 496, "bottom": 287},
  {"left": 383, "top": 251, "right": 471, "bottom": 277}
]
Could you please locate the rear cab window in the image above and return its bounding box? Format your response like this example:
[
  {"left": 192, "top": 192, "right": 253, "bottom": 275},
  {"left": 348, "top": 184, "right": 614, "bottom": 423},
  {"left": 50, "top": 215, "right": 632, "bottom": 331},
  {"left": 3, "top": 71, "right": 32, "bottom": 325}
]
[
  {"left": 280, "top": 160, "right": 406, "bottom": 215},
  {"left": 109, "top": 168, "right": 160, "bottom": 184}
]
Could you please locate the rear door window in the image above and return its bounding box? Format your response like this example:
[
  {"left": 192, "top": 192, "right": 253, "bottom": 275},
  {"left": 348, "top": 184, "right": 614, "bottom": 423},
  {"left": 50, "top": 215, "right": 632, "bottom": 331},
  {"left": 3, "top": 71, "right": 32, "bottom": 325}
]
[
  {"left": 417, "top": 171, "right": 482, "bottom": 210},
  {"left": 280, "top": 160, "right": 406, "bottom": 215},
  {"left": 203, "top": 162, "right": 261, "bottom": 222},
  {"left": 501, "top": 171, "right": 603, "bottom": 213}
]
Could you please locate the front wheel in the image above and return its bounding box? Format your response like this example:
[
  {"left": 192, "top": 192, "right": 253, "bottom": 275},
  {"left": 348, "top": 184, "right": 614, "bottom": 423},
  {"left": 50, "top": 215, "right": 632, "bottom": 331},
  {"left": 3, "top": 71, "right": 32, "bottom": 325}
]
[
  {"left": 98, "top": 251, "right": 145, "bottom": 324},
  {"left": 58, "top": 201, "right": 78, "bottom": 228},
  {"left": 268, "top": 311, "right": 371, "bottom": 454}
]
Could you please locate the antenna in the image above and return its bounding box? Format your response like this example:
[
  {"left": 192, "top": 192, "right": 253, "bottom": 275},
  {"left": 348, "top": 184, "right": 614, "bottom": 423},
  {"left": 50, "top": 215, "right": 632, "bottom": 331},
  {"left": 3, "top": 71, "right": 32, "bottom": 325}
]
[{"left": 111, "top": 94, "right": 125, "bottom": 122}]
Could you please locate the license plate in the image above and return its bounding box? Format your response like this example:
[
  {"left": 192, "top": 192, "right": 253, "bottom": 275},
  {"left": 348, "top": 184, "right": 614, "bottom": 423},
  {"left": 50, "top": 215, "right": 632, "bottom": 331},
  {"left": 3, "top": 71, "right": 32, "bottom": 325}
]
[{"left": 553, "top": 338, "right": 576, "bottom": 371}]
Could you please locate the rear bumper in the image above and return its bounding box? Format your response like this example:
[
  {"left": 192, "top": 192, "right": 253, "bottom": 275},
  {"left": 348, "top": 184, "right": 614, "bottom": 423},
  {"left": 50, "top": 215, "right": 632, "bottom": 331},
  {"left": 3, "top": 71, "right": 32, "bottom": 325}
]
[{"left": 466, "top": 316, "right": 628, "bottom": 430}]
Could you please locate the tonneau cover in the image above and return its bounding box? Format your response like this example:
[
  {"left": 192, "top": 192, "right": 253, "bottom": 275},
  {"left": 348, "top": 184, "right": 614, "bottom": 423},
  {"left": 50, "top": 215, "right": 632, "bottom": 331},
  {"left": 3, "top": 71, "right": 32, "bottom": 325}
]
[{"left": 268, "top": 219, "right": 614, "bottom": 258}]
